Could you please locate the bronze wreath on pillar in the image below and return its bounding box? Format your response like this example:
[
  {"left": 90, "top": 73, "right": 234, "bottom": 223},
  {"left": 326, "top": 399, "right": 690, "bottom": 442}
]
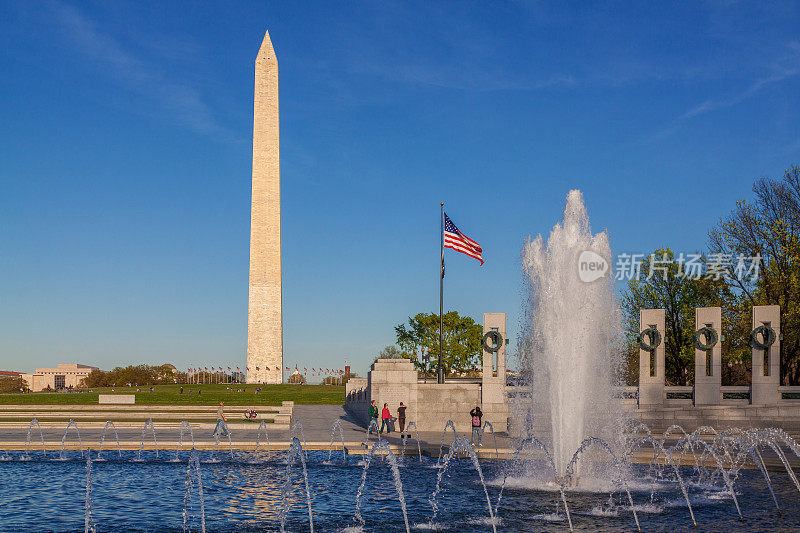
[
  {"left": 694, "top": 326, "right": 719, "bottom": 351},
  {"left": 637, "top": 327, "right": 662, "bottom": 351},
  {"left": 750, "top": 325, "right": 776, "bottom": 350},
  {"left": 482, "top": 330, "right": 504, "bottom": 353}
]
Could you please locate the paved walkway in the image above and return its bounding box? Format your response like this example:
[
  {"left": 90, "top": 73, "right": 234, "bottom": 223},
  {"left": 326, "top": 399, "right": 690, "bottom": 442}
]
[
  {"left": 0, "top": 404, "right": 512, "bottom": 456},
  {"left": 287, "top": 405, "right": 512, "bottom": 450}
]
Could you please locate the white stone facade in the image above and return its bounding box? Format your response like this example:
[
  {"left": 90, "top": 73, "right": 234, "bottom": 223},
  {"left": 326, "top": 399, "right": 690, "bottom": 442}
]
[
  {"left": 638, "top": 309, "right": 665, "bottom": 406},
  {"left": 694, "top": 306, "right": 722, "bottom": 405},
  {"left": 20, "top": 363, "right": 99, "bottom": 391},
  {"left": 751, "top": 305, "right": 780, "bottom": 405},
  {"left": 247, "top": 30, "right": 283, "bottom": 384}
]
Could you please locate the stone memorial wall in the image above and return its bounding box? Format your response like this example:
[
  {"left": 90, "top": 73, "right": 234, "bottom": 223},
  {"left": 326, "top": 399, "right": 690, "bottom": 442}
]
[{"left": 346, "top": 313, "right": 509, "bottom": 433}]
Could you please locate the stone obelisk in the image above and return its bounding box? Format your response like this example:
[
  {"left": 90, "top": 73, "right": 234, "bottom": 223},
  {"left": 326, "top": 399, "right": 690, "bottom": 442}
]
[{"left": 247, "top": 31, "right": 283, "bottom": 384}]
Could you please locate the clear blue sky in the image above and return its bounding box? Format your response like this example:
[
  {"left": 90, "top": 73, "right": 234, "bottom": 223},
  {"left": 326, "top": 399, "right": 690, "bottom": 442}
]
[{"left": 1, "top": 1, "right": 798, "bottom": 377}]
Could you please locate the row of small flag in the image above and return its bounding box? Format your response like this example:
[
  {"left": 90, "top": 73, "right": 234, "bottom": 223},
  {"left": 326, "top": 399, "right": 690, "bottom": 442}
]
[{"left": 186, "top": 367, "right": 346, "bottom": 375}]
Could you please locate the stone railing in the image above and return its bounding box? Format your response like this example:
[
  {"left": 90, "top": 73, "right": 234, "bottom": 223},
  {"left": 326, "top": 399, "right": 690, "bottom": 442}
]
[
  {"left": 779, "top": 386, "right": 800, "bottom": 401},
  {"left": 511, "top": 384, "right": 797, "bottom": 410},
  {"left": 638, "top": 384, "right": 800, "bottom": 407}
]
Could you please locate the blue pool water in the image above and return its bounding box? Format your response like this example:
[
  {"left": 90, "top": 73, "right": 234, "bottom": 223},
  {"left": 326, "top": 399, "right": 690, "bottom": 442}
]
[{"left": 0, "top": 450, "right": 798, "bottom": 532}]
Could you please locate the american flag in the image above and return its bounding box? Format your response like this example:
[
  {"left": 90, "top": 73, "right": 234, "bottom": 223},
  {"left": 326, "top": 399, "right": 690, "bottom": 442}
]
[{"left": 444, "top": 213, "right": 483, "bottom": 265}]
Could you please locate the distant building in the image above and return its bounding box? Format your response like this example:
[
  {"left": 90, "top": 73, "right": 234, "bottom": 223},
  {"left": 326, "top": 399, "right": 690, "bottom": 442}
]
[
  {"left": 20, "top": 363, "right": 99, "bottom": 391},
  {"left": 287, "top": 370, "right": 306, "bottom": 384}
]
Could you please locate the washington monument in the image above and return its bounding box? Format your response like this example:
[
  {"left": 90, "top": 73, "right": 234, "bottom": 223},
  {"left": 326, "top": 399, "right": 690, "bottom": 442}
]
[{"left": 247, "top": 30, "right": 283, "bottom": 384}]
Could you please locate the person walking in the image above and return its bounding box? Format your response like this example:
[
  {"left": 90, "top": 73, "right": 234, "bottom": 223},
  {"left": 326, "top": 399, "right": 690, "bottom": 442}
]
[
  {"left": 380, "top": 403, "right": 392, "bottom": 434},
  {"left": 470, "top": 405, "right": 483, "bottom": 446},
  {"left": 397, "top": 402, "right": 407, "bottom": 436},
  {"left": 213, "top": 402, "right": 228, "bottom": 437}
]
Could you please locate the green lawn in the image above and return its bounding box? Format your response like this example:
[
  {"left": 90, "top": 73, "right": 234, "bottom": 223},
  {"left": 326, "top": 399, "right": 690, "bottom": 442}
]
[{"left": 0, "top": 384, "right": 344, "bottom": 406}]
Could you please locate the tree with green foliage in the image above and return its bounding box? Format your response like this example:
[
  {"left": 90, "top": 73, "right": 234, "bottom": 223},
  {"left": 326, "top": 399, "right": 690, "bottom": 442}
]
[
  {"left": 82, "top": 364, "right": 182, "bottom": 387},
  {"left": 708, "top": 165, "right": 800, "bottom": 384},
  {"left": 373, "top": 345, "right": 409, "bottom": 363},
  {"left": 394, "top": 311, "right": 482, "bottom": 375},
  {"left": 0, "top": 376, "right": 27, "bottom": 394}
]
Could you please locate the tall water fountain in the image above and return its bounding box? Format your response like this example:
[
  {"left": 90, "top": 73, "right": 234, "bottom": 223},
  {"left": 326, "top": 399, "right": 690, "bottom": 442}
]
[{"left": 518, "top": 189, "right": 624, "bottom": 480}]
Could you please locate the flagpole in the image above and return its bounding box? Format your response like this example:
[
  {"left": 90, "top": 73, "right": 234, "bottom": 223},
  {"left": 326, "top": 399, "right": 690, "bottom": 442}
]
[{"left": 438, "top": 202, "right": 445, "bottom": 384}]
